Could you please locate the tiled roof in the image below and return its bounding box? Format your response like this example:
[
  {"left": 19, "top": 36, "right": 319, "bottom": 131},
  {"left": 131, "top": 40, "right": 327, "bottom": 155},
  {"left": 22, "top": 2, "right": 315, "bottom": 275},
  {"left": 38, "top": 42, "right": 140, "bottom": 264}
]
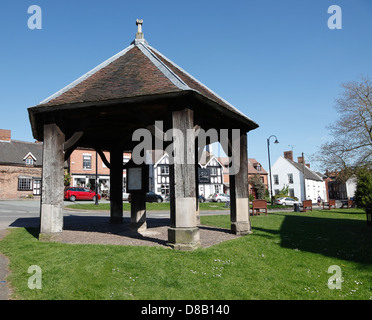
[
  {"left": 0, "top": 140, "right": 43, "bottom": 166},
  {"left": 287, "top": 159, "right": 323, "bottom": 182},
  {"left": 36, "top": 35, "right": 257, "bottom": 127},
  {"left": 217, "top": 157, "right": 267, "bottom": 175},
  {"left": 248, "top": 158, "right": 267, "bottom": 174},
  {"left": 40, "top": 45, "right": 180, "bottom": 107}
]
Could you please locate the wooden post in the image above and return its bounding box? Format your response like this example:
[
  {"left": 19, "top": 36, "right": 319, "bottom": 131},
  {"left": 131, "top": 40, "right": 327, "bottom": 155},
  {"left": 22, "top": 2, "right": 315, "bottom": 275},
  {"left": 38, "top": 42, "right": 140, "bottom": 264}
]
[
  {"left": 230, "top": 132, "right": 251, "bottom": 235},
  {"left": 110, "top": 147, "right": 123, "bottom": 223},
  {"left": 130, "top": 192, "right": 147, "bottom": 232},
  {"left": 168, "top": 108, "right": 200, "bottom": 250},
  {"left": 39, "top": 123, "right": 65, "bottom": 242}
]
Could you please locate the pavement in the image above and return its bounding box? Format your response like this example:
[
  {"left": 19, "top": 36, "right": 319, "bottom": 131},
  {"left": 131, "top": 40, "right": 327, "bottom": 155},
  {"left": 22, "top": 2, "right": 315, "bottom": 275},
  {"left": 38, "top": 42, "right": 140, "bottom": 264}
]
[{"left": 0, "top": 229, "right": 11, "bottom": 300}]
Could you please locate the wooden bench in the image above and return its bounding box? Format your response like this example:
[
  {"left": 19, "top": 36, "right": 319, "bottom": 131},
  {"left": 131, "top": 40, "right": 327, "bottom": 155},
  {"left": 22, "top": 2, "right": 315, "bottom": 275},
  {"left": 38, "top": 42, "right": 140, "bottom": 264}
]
[
  {"left": 302, "top": 200, "right": 313, "bottom": 212},
  {"left": 341, "top": 199, "right": 355, "bottom": 209},
  {"left": 323, "top": 199, "right": 336, "bottom": 210},
  {"left": 252, "top": 199, "right": 267, "bottom": 216}
]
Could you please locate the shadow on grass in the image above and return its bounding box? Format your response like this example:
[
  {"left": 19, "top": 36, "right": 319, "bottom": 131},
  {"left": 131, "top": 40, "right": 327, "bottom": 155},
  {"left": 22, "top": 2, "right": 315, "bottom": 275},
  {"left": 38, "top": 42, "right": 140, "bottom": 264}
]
[
  {"left": 11, "top": 216, "right": 171, "bottom": 247},
  {"left": 253, "top": 211, "right": 372, "bottom": 265},
  {"left": 12, "top": 216, "right": 236, "bottom": 248}
]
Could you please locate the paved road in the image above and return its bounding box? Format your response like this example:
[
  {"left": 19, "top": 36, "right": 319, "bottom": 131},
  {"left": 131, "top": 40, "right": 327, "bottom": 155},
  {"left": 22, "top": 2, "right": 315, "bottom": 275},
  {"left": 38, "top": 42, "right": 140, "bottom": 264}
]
[{"left": 0, "top": 200, "right": 230, "bottom": 231}]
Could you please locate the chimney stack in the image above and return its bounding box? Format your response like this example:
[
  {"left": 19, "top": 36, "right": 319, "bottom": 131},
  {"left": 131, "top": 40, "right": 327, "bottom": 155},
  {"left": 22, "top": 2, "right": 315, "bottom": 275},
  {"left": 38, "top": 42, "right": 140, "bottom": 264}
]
[
  {"left": 0, "top": 129, "right": 11, "bottom": 142},
  {"left": 284, "top": 151, "right": 293, "bottom": 161},
  {"left": 297, "top": 156, "right": 304, "bottom": 164}
]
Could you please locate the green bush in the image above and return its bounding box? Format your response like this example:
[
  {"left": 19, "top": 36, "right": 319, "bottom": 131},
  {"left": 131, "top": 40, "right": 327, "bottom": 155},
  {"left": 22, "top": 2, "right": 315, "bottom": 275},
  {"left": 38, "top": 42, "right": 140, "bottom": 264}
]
[{"left": 355, "top": 169, "right": 372, "bottom": 209}]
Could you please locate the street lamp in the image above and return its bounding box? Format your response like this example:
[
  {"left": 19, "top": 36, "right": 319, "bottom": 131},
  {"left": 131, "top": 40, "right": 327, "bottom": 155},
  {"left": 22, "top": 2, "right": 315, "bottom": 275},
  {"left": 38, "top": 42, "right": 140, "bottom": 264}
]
[
  {"left": 95, "top": 151, "right": 99, "bottom": 205},
  {"left": 267, "top": 135, "right": 279, "bottom": 205}
]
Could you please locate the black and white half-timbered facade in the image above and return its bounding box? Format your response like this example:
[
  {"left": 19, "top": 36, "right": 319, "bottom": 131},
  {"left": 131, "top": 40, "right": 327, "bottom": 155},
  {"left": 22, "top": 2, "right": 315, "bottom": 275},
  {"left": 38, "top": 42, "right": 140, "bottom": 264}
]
[{"left": 150, "top": 151, "right": 224, "bottom": 198}]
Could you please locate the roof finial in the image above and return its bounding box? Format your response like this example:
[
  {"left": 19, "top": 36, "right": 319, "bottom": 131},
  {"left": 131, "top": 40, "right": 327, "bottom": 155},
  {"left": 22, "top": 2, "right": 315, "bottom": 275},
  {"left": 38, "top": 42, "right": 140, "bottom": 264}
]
[{"left": 136, "top": 19, "right": 144, "bottom": 40}]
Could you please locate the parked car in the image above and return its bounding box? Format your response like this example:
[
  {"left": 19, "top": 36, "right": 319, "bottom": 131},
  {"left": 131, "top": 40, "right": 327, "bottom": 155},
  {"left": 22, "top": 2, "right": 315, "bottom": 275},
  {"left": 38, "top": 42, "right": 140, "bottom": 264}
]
[
  {"left": 198, "top": 195, "right": 206, "bottom": 203},
  {"left": 146, "top": 192, "right": 163, "bottom": 203},
  {"left": 275, "top": 197, "right": 300, "bottom": 206},
  {"left": 64, "top": 187, "right": 101, "bottom": 202},
  {"left": 128, "top": 192, "right": 164, "bottom": 203},
  {"left": 211, "top": 193, "right": 230, "bottom": 202},
  {"left": 123, "top": 192, "right": 130, "bottom": 201}
]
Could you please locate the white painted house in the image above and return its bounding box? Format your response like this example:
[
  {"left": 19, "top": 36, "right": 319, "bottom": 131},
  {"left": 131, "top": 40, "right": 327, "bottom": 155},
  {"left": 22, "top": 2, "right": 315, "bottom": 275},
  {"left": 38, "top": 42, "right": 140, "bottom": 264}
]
[{"left": 270, "top": 152, "right": 327, "bottom": 203}]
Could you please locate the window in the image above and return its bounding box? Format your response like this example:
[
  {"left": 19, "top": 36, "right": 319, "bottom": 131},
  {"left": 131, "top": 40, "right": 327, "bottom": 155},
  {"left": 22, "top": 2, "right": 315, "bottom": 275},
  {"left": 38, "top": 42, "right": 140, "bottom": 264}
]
[
  {"left": 289, "top": 188, "right": 295, "bottom": 197},
  {"left": 123, "top": 156, "right": 130, "bottom": 165},
  {"left": 274, "top": 189, "right": 279, "bottom": 195},
  {"left": 160, "top": 166, "right": 169, "bottom": 175},
  {"left": 83, "top": 155, "right": 91, "bottom": 169},
  {"left": 288, "top": 173, "right": 293, "bottom": 184},
  {"left": 18, "top": 177, "right": 32, "bottom": 191},
  {"left": 25, "top": 158, "right": 34, "bottom": 165},
  {"left": 160, "top": 184, "right": 170, "bottom": 196},
  {"left": 210, "top": 167, "right": 217, "bottom": 176},
  {"left": 273, "top": 175, "right": 279, "bottom": 185}
]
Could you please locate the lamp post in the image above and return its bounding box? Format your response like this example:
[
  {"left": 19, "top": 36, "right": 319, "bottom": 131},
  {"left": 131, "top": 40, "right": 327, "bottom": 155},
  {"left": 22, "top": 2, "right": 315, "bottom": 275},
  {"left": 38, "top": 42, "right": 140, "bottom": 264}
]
[
  {"left": 95, "top": 151, "right": 99, "bottom": 205},
  {"left": 267, "top": 135, "right": 279, "bottom": 205}
]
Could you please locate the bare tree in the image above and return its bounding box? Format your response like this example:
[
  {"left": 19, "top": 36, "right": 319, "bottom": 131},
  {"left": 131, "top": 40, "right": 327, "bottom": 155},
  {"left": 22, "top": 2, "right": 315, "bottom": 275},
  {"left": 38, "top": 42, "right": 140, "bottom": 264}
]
[{"left": 315, "top": 76, "right": 372, "bottom": 173}]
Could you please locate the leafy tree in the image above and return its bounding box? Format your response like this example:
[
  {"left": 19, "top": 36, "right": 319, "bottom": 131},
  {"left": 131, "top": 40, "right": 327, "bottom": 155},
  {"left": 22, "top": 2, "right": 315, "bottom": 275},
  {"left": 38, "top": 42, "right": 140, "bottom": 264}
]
[
  {"left": 354, "top": 169, "right": 372, "bottom": 209},
  {"left": 248, "top": 175, "right": 265, "bottom": 199},
  {"left": 64, "top": 170, "right": 71, "bottom": 187}
]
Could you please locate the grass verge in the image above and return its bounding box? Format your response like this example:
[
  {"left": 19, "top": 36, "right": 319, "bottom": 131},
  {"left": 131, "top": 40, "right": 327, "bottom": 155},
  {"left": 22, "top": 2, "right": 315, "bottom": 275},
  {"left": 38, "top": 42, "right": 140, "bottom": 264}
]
[
  {"left": 65, "top": 202, "right": 290, "bottom": 211},
  {"left": 0, "top": 209, "right": 371, "bottom": 300},
  {"left": 65, "top": 201, "right": 229, "bottom": 211}
]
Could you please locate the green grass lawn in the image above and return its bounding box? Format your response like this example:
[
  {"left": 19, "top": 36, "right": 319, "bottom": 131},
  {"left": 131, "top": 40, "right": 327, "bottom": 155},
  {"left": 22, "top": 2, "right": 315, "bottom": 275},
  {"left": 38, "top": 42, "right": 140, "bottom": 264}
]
[
  {"left": 65, "top": 201, "right": 230, "bottom": 211},
  {"left": 0, "top": 209, "right": 371, "bottom": 300},
  {"left": 65, "top": 201, "right": 289, "bottom": 211}
]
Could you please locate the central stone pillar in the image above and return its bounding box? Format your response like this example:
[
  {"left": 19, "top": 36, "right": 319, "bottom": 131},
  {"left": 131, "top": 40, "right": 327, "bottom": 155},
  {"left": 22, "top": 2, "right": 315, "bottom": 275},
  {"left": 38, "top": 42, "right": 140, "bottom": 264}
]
[
  {"left": 39, "top": 123, "right": 65, "bottom": 242},
  {"left": 130, "top": 192, "right": 147, "bottom": 232},
  {"left": 229, "top": 132, "right": 251, "bottom": 235},
  {"left": 168, "top": 108, "right": 200, "bottom": 250},
  {"left": 110, "top": 147, "right": 123, "bottom": 224}
]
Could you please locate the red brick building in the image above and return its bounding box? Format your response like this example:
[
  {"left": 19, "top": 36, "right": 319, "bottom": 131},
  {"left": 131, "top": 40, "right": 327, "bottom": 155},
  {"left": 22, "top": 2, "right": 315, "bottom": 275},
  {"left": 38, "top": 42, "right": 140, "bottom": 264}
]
[
  {"left": 0, "top": 129, "right": 43, "bottom": 200},
  {"left": 247, "top": 158, "right": 268, "bottom": 198},
  {"left": 67, "top": 148, "right": 131, "bottom": 197},
  {"left": 217, "top": 157, "right": 268, "bottom": 198}
]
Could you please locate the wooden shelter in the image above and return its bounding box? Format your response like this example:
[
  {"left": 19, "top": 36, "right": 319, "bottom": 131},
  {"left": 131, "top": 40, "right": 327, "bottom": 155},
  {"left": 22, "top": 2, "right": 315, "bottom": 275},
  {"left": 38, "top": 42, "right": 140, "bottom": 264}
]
[{"left": 28, "top": 20, "right": 259, "bottom": 250}]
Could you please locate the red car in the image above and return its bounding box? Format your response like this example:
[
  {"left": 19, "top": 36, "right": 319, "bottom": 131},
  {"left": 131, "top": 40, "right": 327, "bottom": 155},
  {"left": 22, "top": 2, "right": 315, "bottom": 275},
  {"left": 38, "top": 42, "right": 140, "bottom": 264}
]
[{"left": 64, "top": 187, "right": 101, "bottom": 202}]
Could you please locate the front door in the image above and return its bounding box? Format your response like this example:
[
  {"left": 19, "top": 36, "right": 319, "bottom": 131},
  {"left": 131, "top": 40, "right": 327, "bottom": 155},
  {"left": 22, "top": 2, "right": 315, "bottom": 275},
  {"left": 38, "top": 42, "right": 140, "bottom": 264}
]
[
  {"left": 251, "top": 188, "right": 257, "bottom": 199},
  {"left": 33, "top": 179, "right": 41, "bottom": 195}
]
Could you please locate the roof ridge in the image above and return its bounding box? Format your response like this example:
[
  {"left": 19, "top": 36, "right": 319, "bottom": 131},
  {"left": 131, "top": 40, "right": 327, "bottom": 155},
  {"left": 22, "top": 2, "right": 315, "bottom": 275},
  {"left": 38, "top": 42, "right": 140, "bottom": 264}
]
[
  {"left": 147, "top": 44, "right": 254, "bottom": 122},
  {"left": 286, "top": 158, "right": 323, "bottom": 181},
  {"left": 39, "top": 44, "right": 135, "bottom": 105},
  {"left": 2, "top": 139, "right": 40, "bottom": 145},
  {"left": 137, "top": 43, "right": 190, "bottom": 90}
]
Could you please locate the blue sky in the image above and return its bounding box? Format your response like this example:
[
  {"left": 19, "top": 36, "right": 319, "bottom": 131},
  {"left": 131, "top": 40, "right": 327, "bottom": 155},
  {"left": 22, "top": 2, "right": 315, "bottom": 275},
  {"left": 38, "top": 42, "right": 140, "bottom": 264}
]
[{"left": 1, "top": 0, "right": 372, "bottom": 172}]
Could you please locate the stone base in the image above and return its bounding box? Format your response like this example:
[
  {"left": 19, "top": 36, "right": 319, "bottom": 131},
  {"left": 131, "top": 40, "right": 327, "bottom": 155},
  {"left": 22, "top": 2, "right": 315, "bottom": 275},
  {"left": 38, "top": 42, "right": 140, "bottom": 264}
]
[
  {"left": 39, "top": 232, "right": 63, "bottom": 242},
  {"left": 130, "top": 221, "right": 147, "bottom": 233},
  {"left": 231, "top": 221, "right": 252, "bottom": 235},
  {"left": 167, "top": 227, "right": 201, "bottom": 251}
]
